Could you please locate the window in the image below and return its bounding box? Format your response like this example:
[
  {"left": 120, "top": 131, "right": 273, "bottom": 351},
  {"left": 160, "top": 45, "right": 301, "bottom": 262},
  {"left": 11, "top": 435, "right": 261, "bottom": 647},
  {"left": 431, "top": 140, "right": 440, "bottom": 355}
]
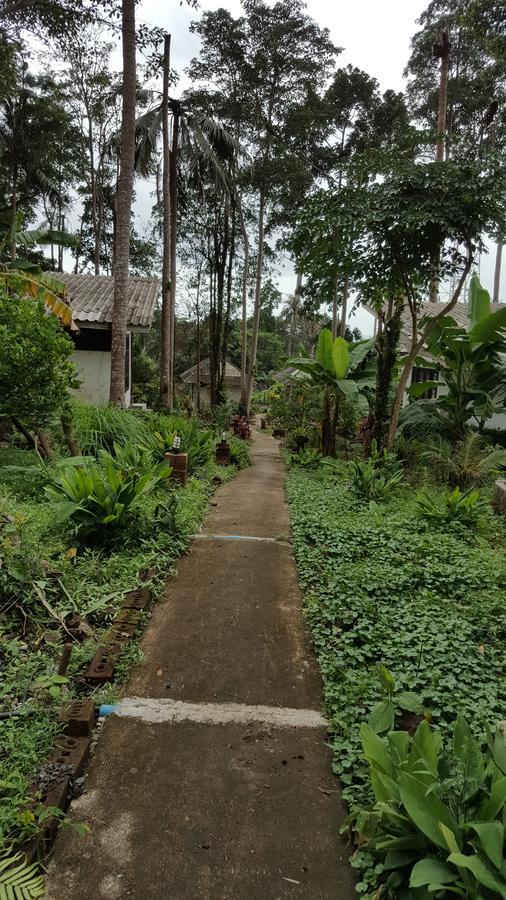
[{"left": 411, "top": 366, "right": 438, "bottom": 399}]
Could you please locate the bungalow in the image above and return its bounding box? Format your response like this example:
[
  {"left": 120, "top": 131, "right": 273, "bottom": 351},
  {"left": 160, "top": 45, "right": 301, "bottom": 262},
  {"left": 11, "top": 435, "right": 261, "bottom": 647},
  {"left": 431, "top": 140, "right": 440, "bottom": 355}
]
[
  {"left": 180, "top": 357, "right": 244, "bottom": 406},
  {"left": 393, "top": 298, "right": 504, "bottom": 401},
  {"left": 58, "top": 273, "right": 160, "bottom": 407}
]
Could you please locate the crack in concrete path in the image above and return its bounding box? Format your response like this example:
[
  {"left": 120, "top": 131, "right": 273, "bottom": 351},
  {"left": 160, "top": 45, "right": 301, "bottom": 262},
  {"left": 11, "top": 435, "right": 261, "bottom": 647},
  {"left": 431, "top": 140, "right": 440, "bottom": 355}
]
[{"left": 115, "top": 697, "right": 328, "bottom": 728}]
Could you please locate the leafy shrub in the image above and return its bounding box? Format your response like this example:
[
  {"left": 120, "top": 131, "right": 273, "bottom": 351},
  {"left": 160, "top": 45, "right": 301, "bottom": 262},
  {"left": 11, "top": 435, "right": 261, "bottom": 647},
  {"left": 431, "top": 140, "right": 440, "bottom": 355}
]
[
  {"left": 349, "top": 457, "right": 404, "bottom": 500},
  {"left": 267, "top": 381, "right": 321, "bottom": 435},
  {"left": 0, "top": 287, "right": 77, "bottom": 430},
  {"left": 359, "top": 715, "right": 506, "bottom": 898},
  {"left": 229, "top": 437, "right": 251, "bottom": 469},
  {"left": 415, "top": 486, "right": 489, "bottom": 529},
  {"left": 289, "top": 448, "right": 321, "bottom": 468},
  {"left": 424, "top": 432, "right": 506, "bottom": 488},
  {"left": 44, "top": 455, "right": 171, "bottom": 537},
  {"left": 149, "top": 414, "right": 215, "bottom": 474},
  {"left": 101, "top": 441, "right": 155, "bottom": 479},
  {"left": 71, "top": 403, "right": 152, "bottom": 456}
]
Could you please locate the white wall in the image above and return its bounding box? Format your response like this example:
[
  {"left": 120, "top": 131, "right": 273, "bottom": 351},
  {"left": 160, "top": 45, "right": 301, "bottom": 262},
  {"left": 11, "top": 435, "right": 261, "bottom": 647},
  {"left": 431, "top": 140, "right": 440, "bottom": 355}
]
[{"left": 71, "top": 348, "right": 132, "bottom": 407}]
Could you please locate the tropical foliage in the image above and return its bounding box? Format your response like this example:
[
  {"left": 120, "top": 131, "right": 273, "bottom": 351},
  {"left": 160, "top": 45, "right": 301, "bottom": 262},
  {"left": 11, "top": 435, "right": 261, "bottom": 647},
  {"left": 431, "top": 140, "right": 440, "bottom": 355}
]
[
  {"left": 0, "top": 285, "right": 77, "bottom": 430},
  {"left": 359, "top": 716, "right": 506, "bottom": 898},
  {"left": 289, "top": 328, "right": 375, "bottom": 454},
  {"left": 406, "top": 276, "right": 506, "bottom": 438}
]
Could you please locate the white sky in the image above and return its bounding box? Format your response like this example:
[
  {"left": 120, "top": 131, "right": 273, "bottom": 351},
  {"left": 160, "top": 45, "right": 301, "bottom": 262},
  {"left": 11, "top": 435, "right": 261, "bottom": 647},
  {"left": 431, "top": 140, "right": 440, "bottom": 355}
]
[{"left": 100, "top": 0, "right": 505, "bottom": 333}]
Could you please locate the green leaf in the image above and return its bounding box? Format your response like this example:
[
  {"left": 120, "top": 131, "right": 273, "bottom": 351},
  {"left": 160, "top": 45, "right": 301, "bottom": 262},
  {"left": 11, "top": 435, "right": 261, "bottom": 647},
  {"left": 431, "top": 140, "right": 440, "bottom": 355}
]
[
  {"left": 478, "top": 776, "right": 506, "bottom": 820},
  {"left": 439, "top": 824, "right": 460, "bottom": 855},
  {"left": 411, "top": 720, "right": 441, "bottom": 778},
  {"left": 468, "top": 272, "right": 491, "bottom": 324},
  {"left": 0, "top": 851, "right": 45, "bottom": 898},
  {"left": 453, "top": 716, "right": 484, "bottom": 795},
  {"left": 397, "top": 692, "right": 423, "bottom": 714},
  {"left": 316, "top": 329, "right": 334, "bottom": 372},
  {"left": 377, "top": 664, "right": 395, "bottom": 695},
  {"left": 332, "top": 336, "right": 350, "bottom": 379},
  {"left": 361, "top": 723, "right": 395, "bottom": 775},
  {"left": 407, "top": 381, "right": 440, "bottom": 399},
  {"left": 50, "top": 500, "right": 80, "bottom": 523},
  {"left": 409, "top": 857, "right": 458, "bottom": 888},
  {"left": 347, "top": 339, "right": 375, "bottom": 373},
  {"left": 384, "top": 849, "right": 418, "bottom": 870},
  {"left": 447, "top": 853, "right": 506, "bottom": 897},
  {"left": 469, "top": 305, "right": 506, "bottom": 343},
  {"left": 368, "top": 700, "right": 395, "bottom": 734},
  {"left": 466, "top": 822, "right": 504, "bottom": 871},
  {"left": 398, "top": 771, "right": 460, "bottom": 850}
]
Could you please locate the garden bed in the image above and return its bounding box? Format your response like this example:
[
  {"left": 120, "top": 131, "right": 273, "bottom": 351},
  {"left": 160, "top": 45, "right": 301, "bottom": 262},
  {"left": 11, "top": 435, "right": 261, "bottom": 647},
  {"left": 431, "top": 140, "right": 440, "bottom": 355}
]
[
  {"left": 287, "top": 464, "right": 506, "bottom": 895},
  {"left": 0, "top": 408, "right": 248, "bottom": 863}
]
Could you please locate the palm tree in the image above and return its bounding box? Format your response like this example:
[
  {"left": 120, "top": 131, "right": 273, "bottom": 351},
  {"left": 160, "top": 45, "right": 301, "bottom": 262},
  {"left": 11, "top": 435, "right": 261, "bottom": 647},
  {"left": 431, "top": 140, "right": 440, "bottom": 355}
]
[
  {"left": 134, "top": 84, "right": 236, "bottom": 406},
  {"left": 109, "top": 0, "right": 136, "bottom": 407}
]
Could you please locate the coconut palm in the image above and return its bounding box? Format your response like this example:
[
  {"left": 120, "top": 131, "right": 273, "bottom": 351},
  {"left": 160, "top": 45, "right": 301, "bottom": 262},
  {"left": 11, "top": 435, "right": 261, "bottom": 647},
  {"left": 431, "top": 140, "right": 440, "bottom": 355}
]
[{"left": 133, "top": 87, "right": 236, "bottom": 407}]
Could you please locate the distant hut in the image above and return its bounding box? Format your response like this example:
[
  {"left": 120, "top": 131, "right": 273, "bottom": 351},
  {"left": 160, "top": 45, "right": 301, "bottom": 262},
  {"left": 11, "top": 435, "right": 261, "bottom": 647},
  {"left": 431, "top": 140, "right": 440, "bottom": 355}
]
[{"left": 180, "top": 358, "right": 244, "bottom": 406}]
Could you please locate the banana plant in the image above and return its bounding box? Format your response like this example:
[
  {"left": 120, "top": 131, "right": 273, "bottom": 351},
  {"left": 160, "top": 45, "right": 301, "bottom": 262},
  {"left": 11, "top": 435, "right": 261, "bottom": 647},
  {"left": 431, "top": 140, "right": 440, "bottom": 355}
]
[
  {"left": 405, "top": 275, "right": 506, "bottom": 437},
  {"left": 0, "top": 206, "right": 78, "bottom": 326},
  {"left": 289, "top": 328, "right": 375, "bottom": 454}
]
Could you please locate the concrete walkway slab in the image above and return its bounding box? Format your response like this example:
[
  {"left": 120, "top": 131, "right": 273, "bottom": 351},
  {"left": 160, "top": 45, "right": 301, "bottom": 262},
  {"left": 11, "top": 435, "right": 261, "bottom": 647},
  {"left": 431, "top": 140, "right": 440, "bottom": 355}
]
[
  {"left": 45, "top": 427, "right": 355, "bottom": 899},
  {"left": 127, "top": 539, "right": 322, "bottom": 707}
]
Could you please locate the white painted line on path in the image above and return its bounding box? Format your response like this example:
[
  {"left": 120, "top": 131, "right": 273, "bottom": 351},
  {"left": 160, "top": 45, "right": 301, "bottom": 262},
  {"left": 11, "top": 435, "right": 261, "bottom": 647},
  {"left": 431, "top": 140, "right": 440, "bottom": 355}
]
[{"left": 116, "top": 697, "right": 327, "bottom": 729}]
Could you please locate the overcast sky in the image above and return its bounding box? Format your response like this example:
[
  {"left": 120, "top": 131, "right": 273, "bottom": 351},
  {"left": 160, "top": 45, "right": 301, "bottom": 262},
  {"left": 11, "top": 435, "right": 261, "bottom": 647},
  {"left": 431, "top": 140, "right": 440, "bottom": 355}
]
[{"left": 126, "top": 0, "right": 504, "bottom": 333}]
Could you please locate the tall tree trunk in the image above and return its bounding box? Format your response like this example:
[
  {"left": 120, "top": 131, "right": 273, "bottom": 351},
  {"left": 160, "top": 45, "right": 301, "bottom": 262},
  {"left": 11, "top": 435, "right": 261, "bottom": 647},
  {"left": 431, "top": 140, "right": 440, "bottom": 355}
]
[
  {"left": 109, "top": 0, "right": 136, "bottom": 406},
  {"left": 169, "top": 106, "right": 179, "bottom": 406},
  {"left": 159, "top": 34, "right": 172, "bottom": 408},
  {"left": 340, "top": 273, "right": 349, "bottom": 338},
  {"left": 10, "top": 162, "right": 17, "bottom": 260},
  {"left": 373, "top": 303, "right": 401, "bottom": 450},
  {"left": 221, "top": 203, "right": 236, "bottom": 392},
  {"left": 493, "top": 240, "right": 503, "bottom": 303},
  {"left": 246, "top": 190, "right": 265, "bottom": 412},
  {"left": 430, "top": 28, "right": 450, "bottom": 303},
  {"left": 195, "top": 269, "right": 201, "bottom": 415},
  {"left": 332, "top": 275, "right": 339, "bottom": 339},
  {"left": 290, "top": 271, "right": 302, "bottom": 353},
  {"left": 435, "top": 29, "right": 450, "bottom": 163},
  {"left": 238, "top": 198, "right": 249, "bottom": 411}
]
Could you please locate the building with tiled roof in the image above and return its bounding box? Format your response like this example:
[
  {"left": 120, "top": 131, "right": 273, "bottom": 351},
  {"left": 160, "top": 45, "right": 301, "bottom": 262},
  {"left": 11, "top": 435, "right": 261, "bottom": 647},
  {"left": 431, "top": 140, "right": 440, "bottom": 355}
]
[{"left": 58, "top": 273, "right": 160, "bottom": 407}]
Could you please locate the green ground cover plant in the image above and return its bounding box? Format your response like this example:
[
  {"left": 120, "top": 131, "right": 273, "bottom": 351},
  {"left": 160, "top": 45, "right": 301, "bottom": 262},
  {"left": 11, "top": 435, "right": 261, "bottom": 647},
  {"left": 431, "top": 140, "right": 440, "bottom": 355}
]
[{"left": 287, "top": 465, "right": 506, "bottom": 897}]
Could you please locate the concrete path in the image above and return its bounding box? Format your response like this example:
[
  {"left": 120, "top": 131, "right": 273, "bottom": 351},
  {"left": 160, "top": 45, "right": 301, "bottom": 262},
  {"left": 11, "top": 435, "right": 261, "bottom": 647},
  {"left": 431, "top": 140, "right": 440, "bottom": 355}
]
[{"left": 46, "top": 428, "right": 355, "bottom": 900}]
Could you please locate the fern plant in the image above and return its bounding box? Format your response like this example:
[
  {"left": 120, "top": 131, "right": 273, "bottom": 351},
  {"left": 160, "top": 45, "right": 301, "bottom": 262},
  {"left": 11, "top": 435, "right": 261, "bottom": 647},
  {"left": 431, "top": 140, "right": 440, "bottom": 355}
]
[
  {"left": 424, "top": 432, "right": 506, "bottom": 488},
  {"left": 0, "top": 853, "right": 45, "bottom": 899}
]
